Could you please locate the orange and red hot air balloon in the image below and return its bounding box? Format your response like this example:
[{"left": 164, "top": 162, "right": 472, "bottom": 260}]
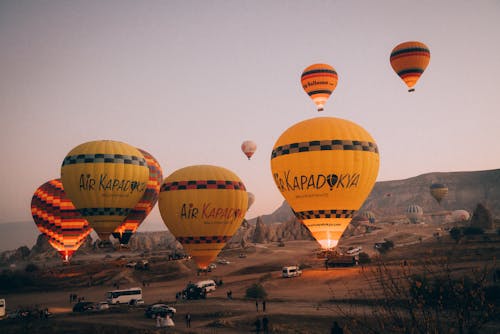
[
  {"left": 390, "top": 41, "right": 430, "bottom": 92},
  {"left": 112, "top": 149, "right": 163, "bottom": 245},
  {"left": 31, "top": 179, "right": 92, "bottom": 262},
  {"left": 301, "top": 63, "right": 338, "bottom": 112}
]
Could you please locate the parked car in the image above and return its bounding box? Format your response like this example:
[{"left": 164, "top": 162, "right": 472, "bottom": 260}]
[
  {"left": 207, "top": 263, "right": 216, "bottom": 271},
  {"left": 129, "top": 298, "right": 145, "bottom": 306},
  {"left": 72, "top": 302, "right": 96, "bottom": 312},
  {"left": 238, "top": 253, "right": 247, "bottom": 258},
  {"left": 144, "top": 304, "right": 176, "bottom": 318},
  {"left": 216, "top": 258, "right": 230, "bottom": 265},
  {"left": 125, "top": 261, "right": 137, "bottom": 268}
]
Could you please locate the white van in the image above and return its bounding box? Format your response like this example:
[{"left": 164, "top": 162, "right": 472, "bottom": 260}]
[
  {"left": 282, "top": 266, "right": 302, "bottom": 278},
  {"left": 195, "top": 280, "right": 217, "bottom": 293}
]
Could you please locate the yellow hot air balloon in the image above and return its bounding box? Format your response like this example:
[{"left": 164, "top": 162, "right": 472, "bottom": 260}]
[
  {"left": 430, "top": 183, "right": 448, "bottom": 204},
  {"left": 158, "top": 165, "right": 247, "bottom": 270},
  {"left": 270, "top": 117, "right": 379, "bottom": 250},
  {"left": 301, "top": 63, "right": 338, "bottom": 112},
  {"left": 390, "top": 41, "right": 430, "bottom": 92},
  {"left": 241, "top": 140, "right": 257, "bottom": 160},
  {"left": 61, "top": 140, "right": 150, "bottom": 241}
]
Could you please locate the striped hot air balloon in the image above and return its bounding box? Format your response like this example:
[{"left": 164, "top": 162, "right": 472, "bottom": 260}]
[
  {"left": 112, "top": 148, "right": 163, "bottom": 245},
  {"left": 390, "top": 41, "right": 430, "bottom": 92},
  {"left": 31, "top": 179, "right": 92, "bottom": 262},
  {"left": 270, "top": 117, "right": 380, "bottom": 250},
  {"left": 406, "top": 204, "right": 424, "bottom": 223},
  {"left": 61, "top": 140, "right": 150, "bottom": 242},
  {"left": 158, "top": 165, "right": 248, "bottom": 270},
  {"left": 301, "top": 63, "right": 338, "bottom": 112}
]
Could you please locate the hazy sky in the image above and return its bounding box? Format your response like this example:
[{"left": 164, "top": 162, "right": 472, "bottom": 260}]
[{"left": 1, "top": 0, "right": 499, "bottom": 230}]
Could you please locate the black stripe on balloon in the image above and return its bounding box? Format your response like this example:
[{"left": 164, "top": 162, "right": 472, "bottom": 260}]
[
  {"left": 390, "top": 47, "right": 430, "bottom": 57},
  {"left": 397, "top": 68, "right": 424, "bottom": 76},
  {"left": 301, "top": 69, "right": 337, "bottom": 77},
  {"left": 271, "top": 139, "right": 378, "bottom": 159},
  {"left": 62, "top": 154, "right": 146, "bottom": 167}
]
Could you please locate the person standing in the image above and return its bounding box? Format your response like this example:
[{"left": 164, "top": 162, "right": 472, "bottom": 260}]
[
  {"left": 185, "top": 313, "right": 191, "bottom": 328},
  {"left": 262, "top": 316, "right": 269, "bottom": 334},
  {"left": 331, "top": 321, "right": 344, "bottom": 334},
  {"left": 262, "top": 300, "right": 266, "bottom": 312},
  {"left": 255, "top": 300, "right": 259, "bottom": 312}
]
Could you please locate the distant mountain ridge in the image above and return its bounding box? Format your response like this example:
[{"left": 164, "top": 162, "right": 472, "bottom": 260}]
[{"left": 249, "top": 168, "right": 500, "bottom": 225}]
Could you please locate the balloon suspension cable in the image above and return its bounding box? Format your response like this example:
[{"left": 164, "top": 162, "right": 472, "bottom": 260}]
[{"left": 408, "top": 88, "right": 415, "bottom": 92}]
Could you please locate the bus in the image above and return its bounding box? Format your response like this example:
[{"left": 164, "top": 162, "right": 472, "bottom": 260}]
[
  {"left": 0, "top": 298, "right": 5, "bottom": 318},
  {"left": 106, "top": 288, "right": 142, "bottom": 305}
]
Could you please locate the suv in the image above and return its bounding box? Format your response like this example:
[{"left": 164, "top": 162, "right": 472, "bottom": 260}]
[{"left": 144, "top": 304, "right": 176, "bottom": 318}]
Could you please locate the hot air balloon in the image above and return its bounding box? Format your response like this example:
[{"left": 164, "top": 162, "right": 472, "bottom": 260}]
[
  {"left": 241, "top": 140, "right": 257, "bottom": 160},
  {"left": 301, "top": 63, "right": 338, "bottom": 112},
  {"left": 112, "top": 149, "right": 163, "bottom": 245},
  {"left": 247, "top": 192, "right": 255, "bottom": 210},
  {"left": 270, "top": 117, "right": 380, "bottom": 250},
  {"left": 390, "top": 41, "right": 430, "bottom": 92},
  {"left": 158, "top": 165, "right": 248, "bottom": 270},
  {"left": 451, "top": 210, "right": 470, "bottom": 223},
  {"left": 430, "top": 183, "right": 448, "bottom": 204},
  {"left": 61, "top": 140, "right": 150, "bottom": 242},
  {"left": 360, "top": 211, "right": 376, "bottom": 224},
  {"left": 406, "top": 204, "right": 424, "bottom": 223},
  {"left": 31, "top": 179, "right": 92, "bottom": 262}
]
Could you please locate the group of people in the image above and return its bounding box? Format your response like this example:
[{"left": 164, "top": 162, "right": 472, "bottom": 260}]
[{"left": 69, "top": 293, "right": 83, "bottom": 303}]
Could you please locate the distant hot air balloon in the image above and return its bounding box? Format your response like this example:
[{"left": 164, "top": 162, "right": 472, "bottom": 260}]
[
  {"left": 406, "top": 204, "right": 424, "bottom": 223},
  {"left": 247, "top": 192, "right": 255, "bottom": 210},
  {"left": 390, "top": 41, "right": 430, "bottom": 92},
  {"left": 61, "top": 140, "right": 150, "bottom": 242},
  {"left": 430, "top": 183, "right": 448, "bottom": 204},
  {"left": 270, "top": 117, "right": 380, "bottom": 250},
  {"left": 112, "top": 149, "right": 163, "bottom": 245},
  {"left": 31, "top": 179, "right": 92, "bottom": 262},
  {"left": 360, "top": 211, "right": 376, "bottom": 224},
  {"left": 301, "top": 63, "right": 338, "bottom": 112},
  {"left": 158, "top": 165, "right": 248, "bottom": 270},
  {"left": 241, "top": 140, "right": 257, "bottom": 160},
  {"left": 451, "top": 210, "right": 470, "bottom": 222}
]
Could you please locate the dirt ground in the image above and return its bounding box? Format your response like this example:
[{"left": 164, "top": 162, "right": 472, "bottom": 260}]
[{"left": 1, "top": 220, "right": 499, "bottom": 333}]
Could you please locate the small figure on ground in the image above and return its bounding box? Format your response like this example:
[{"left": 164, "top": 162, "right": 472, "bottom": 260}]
[
  {"left": 331, "top": 321, "right": 344, "bottom": 334},
  {"left": 262, "top": 300, "right": 266, "bottom": 312},
  {"left": 185, "top": 313, "right": 191, "bottom": 328},
  {"left": 254, "top": 318, "right": 261, "bottom": 334},
  {"left": 255, "top": 300, "right": 259, "bottom": 312}
]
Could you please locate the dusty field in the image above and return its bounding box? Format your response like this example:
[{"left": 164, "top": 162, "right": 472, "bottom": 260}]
[{"left": 1, "top": 220, "right": 499, "bottom": 333}]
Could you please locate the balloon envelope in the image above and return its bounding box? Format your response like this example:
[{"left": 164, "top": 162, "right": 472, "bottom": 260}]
[
  {"left": 61, "top": 140, "right": 150, "bottom": 241},
  {"left": 158, "top": 165, "right": 248, "bottom": 269},
  {"left": 301, "top": 63, "right": 338, "bottom": 112},
  {"left": 451, "top": 210, "right": 470, "bottom": 222},
  {"left": 430, "top": 183, "right": 448, "bottom": 204},
  {"left": 390, "top": 41, "right": 430, "bottom": 92},
  {"left": 31, "top": 179, "right": 92, "bottom": 262},
  {"left": 270, "top": 117, "right": 379, "bottom": 249},
  {"left": 247, "top": 192, "right": 255, "bottom": 210},
  {"left": 241, "top": 140, "right": 257, "bottom": 160},
  {"left": 112, "top": 148, "right": 163, "bottom": 245},
  {"left": 406, "top": 204, "right": 424, "bottom": 223}
]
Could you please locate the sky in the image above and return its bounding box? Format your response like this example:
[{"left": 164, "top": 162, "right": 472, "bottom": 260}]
[{"left": 1, "top": 0, "right": 499, "bottom": 232}]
